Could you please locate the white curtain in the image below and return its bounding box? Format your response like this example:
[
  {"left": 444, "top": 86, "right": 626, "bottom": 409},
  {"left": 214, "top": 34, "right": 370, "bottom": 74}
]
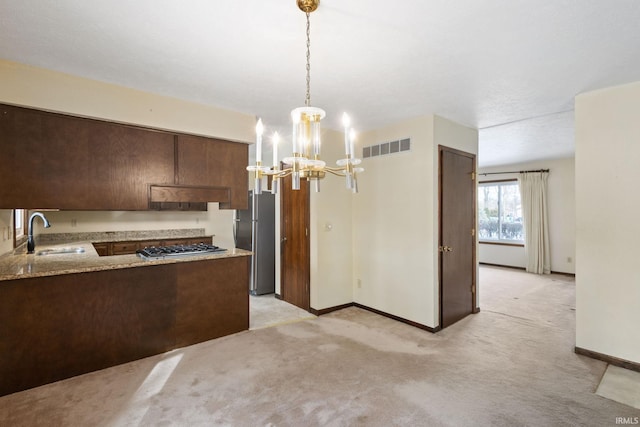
[{"left": 518, "top": 171, "right": 550, "bottom": 274}]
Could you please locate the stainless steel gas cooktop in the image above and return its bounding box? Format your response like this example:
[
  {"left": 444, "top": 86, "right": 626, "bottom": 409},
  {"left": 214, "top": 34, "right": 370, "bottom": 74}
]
[{"left": 136, "top": 243, "right": 226, "bottom": 260}]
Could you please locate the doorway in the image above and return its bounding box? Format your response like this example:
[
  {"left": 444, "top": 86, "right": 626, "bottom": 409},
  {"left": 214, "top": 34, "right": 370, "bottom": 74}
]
[
  {"left": 279, "top": 173, "right": 310, "bottom": 311},
  {"left": 439, "top": 145, "right": 477, "bottom": 328}
]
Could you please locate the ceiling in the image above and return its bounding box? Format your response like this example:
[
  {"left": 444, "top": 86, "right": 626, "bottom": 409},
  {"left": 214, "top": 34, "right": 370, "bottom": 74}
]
[{"left": 1, "top": 0, "right": 640, "bottom": 167}]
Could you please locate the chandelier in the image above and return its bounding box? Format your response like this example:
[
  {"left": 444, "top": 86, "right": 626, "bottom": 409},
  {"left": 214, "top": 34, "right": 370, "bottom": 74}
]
[{"left": 247, "top": 0, "right": 363, "bottom": 195}]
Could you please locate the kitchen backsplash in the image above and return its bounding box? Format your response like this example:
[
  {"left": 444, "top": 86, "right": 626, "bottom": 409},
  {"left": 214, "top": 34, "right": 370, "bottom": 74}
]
[{"left": 37, "top": 228, "right": 208, "bottom": 243}]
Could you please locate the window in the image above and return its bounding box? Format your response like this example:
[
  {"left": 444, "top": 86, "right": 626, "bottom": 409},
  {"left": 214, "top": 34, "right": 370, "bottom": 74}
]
[
  {"left": 478, "top": 180, "right": 524, "bottom": 243},
  {"left": 14, "top": 209, "right": 28, "bottom": 247}
]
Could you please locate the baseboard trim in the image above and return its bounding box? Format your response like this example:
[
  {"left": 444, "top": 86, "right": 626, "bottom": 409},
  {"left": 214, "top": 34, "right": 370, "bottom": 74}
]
[
  {"left": 353, "top": 303, "right": 441, "bottom": 333},
  {"left": 309, "top": 302, "right": 354, "bottom": 316},
  {"left": 574, "top": 346, "right": 640, "bottom": 373},
  {"left": 307, "top": 301, "right": 440, "bottom": 332},
  {"left": 479, "top": 262, "right": 576, "bottom": 277},
  {"left": 551, "top": 271, "right": 576, "bottom": 277},
  {"left": 479, "top": 262, "right": 526, "bottom": 271}
]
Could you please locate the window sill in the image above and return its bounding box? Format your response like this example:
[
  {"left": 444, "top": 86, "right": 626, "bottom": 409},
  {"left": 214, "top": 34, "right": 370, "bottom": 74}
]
[
  {"left": 479, "top": 241, "right": 524, "bottom": 247},
  {"left": 14, "top": 235, "right": 27, "bottom": 249}
]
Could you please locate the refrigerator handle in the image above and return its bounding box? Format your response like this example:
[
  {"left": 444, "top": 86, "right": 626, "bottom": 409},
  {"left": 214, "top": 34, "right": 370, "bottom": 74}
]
[{"left": 232, "top": 210, "right": 238, "bottom": 247}]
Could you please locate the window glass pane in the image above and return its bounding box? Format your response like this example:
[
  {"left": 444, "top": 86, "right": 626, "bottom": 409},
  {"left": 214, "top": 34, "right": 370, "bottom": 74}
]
[
  {"left": 478, "top": 181, "right": 524, "bottom": 243},
  {"left": 15, "top": 209, "right": 23, "bottom": 229},
  {"left": 499, "top": 184, "right": 523, "bottom": 241},
  {"left": 15, "top": 209, "right": 25, "bottom": 238},
  {"left": 478, "top": 186, "right": 499, "bottom": 239}
]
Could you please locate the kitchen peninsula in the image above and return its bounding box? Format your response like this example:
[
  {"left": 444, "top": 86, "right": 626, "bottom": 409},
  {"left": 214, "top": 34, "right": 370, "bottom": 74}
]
[{"left": 0, "top": 237, "right": 251, "bottom": 397}]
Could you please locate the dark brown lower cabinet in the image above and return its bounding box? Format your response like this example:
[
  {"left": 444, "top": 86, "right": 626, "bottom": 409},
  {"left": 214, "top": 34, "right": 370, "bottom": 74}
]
[
  {"left": 0, "top": 256, "right": 249, "bottom": 397},
  {"left": 92, "top": 242, "right": 110, "bottom": 256}
]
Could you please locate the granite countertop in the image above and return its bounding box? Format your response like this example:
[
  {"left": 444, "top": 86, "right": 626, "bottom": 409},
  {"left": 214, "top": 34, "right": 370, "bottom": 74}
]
[
  {"left": 0, "top": 241, "right": 251, "bottom": 282},
  {"left": 36, "top": 228, "right": 211, "bottom": 244}
]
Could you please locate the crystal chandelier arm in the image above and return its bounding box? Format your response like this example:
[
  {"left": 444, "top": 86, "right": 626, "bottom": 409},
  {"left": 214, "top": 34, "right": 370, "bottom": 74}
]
[
  {"left": 323, "top": 165, "right": 350, "bottom": 177},
  {"left": 269, "top": 167, "right": 294, "bottom": 179}
]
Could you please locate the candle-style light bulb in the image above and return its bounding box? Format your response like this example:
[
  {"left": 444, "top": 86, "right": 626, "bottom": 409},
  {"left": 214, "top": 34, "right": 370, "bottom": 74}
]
[
  {"left": 342, "top": 113, "right": 351, "bottom": 157},
  {"left": 342, "top": 112, "right": 351, "bottom": 129},
  {"left": 272, "top": 132, "right": 279, "bottom": 168},
  {"left": 255, "top": 118, "right": 264, "bottom": 163}
]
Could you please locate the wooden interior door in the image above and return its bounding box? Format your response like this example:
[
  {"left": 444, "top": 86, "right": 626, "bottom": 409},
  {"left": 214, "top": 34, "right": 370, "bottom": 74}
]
[
  {"left": 439, "top": 146, "right": 477, "bottom": 328},
  {"left": 280, "top": 173, "right": 310, "bottom": 311}
]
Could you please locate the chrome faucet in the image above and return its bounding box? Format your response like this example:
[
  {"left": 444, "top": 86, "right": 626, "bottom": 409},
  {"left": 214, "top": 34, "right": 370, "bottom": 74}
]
[{"left": 27, "top": 212, "right": 51, "bottom": 254}]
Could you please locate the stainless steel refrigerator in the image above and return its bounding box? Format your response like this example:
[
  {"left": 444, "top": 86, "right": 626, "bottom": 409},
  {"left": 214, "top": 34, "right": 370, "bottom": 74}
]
[{"left": 234, "top": 190, "right": 275, "bottom": 295}]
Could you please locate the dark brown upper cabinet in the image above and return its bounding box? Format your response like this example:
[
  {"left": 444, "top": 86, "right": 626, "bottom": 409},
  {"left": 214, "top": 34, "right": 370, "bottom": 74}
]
[
  {"left": 86, "top": 122, "right": 175, "bottom": 210},
  {"left": 0, "top": 104, "right": 248, "bottom": 210},
  {"left": 1, "top": 105, "right": 91, "bottom": 209},
  {"left": 176, "top": 134, "right": 248, "bottom": 210},
  {"left": 147, "top": 135, "right": 249, "bottom": 210}
]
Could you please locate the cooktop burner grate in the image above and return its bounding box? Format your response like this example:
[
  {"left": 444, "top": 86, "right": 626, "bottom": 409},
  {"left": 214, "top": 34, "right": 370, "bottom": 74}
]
[{"left": 136, "top": 243, "right": 226, "bottom": 259}]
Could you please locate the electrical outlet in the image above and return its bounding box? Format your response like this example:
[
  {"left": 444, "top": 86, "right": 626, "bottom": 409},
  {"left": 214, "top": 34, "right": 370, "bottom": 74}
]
[
  {"left": 71, "top": 219, "right": 77, "bottom": 227},
  {"left": 357, "top": 279, "right": 362, "bottom": 288},
  {"left": 567, "top": 257, "right": 572, "bottom": 263},
  {"left": 2, "top": 226, "right": 7, "bottom": 241}
]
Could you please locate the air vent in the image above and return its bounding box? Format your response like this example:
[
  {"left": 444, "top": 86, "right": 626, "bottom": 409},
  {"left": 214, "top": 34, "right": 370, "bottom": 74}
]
[{"left": 363, "top": 138, "right": 410, "bottom": 159}]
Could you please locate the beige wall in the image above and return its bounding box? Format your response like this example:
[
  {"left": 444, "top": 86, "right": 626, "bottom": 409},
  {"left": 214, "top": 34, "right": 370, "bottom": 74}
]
[
  {"left": 478, "top": 157, "right": 576, "bottom": 274},
  {"left": 0, "top": 60, "right": 254, "bottom": 254},
  {"left": 575, "top": 80, "right": 640, "bottom": 364},
  {"left": 353, "top": 116, "right": 434, "bottom": 325},
  {"left": 309, "top": 128, "right": 354, "bottom": 310},
  {"left": 0, "top": 60, "right": 255, "bottom": 142},
  {"left": 353, "top": 115, "right": 477, "bottom": 328}
]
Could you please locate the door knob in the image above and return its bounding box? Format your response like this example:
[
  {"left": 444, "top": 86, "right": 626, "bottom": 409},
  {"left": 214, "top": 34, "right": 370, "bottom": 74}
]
[{"left": 281, "top": 237, "right": 288, "bottom": 244}]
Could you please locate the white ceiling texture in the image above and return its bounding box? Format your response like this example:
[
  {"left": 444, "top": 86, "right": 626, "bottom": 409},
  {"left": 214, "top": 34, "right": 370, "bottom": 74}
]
[{"left": 1, "top": 0, "right": 640, "bottom": 167}]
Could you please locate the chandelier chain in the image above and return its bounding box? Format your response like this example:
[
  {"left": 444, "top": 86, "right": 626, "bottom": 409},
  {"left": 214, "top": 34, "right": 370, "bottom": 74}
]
[{"left": 305, "top": 11, "right": 311, "bottom": 107}]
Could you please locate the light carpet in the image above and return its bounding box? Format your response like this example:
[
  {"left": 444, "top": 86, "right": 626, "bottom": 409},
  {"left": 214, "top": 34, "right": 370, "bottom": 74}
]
[{"left": 1, "top": 266, "right": 639, "bottom": 426}]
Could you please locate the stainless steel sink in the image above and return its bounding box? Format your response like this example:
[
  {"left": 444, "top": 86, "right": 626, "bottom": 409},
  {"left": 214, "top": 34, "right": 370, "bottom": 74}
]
[{"left": 36, "top": 247, "right": 86, "bottom": 256}]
